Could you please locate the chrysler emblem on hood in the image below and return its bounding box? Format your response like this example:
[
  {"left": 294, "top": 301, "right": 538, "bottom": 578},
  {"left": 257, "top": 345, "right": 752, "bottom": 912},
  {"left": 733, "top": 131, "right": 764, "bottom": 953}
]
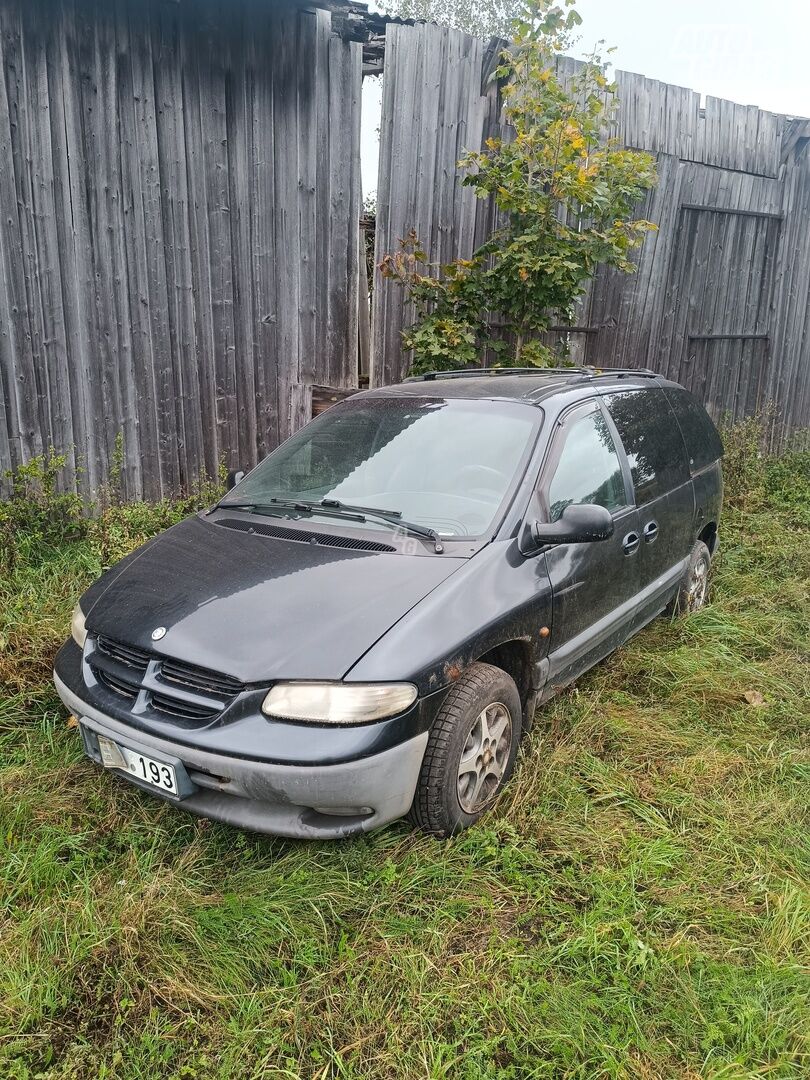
[{"left": 151, "top": 626, "right": 167, "bottom": 641}]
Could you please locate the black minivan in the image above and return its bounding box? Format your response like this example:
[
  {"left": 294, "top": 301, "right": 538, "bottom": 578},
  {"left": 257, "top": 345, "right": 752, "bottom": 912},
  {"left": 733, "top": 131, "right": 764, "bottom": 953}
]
[{"left": 54, "top": 368, "right": 723, "bottom": 838}]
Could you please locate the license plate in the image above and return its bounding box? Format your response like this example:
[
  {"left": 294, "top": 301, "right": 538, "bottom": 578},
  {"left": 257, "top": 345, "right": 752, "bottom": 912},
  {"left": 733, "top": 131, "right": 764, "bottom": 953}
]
[{"left": 97, "top": 735, "right": 178, "bottom": 795}]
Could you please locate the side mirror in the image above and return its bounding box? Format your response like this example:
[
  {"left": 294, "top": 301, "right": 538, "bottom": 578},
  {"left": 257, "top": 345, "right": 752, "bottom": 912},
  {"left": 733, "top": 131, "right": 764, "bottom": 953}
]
[
  {"left": 531, "top": 503, "right": 614, "bottom": 546},
  {"left": 226, "top": 469, "right": 246, "bottom": 492}
]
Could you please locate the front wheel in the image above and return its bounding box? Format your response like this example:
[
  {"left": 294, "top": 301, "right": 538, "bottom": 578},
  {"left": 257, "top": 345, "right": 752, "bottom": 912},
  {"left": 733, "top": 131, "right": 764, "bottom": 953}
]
[{"left": 409, "top": 662, "right": 522, "bottom": 837}]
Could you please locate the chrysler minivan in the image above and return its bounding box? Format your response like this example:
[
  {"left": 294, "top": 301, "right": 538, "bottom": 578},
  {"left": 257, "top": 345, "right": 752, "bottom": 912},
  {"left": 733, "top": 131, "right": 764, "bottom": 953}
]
[{"left": 54, "top": 368, "right": 723, "bottom": 838}]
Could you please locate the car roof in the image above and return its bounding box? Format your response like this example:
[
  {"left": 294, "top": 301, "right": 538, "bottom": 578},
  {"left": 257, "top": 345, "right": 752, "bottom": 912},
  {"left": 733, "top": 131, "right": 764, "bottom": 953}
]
[{"left": 356, "top": 367, "right": 675, "bottom": 406}]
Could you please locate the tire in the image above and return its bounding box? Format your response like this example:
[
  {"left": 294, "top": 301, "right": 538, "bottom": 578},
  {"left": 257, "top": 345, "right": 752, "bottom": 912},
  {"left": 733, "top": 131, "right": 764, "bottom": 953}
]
[
  {"left": 667, "top": 539, "right": 712, "bottom": 617},
  {"left": 409, "top": 662, "right": 522, "bottom": 838}
]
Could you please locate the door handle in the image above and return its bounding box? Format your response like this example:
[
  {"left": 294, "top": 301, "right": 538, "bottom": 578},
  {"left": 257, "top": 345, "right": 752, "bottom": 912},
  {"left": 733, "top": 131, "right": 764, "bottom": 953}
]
[
  {"left": 622, "top": 531, "right": 640, "bottom": 556},
  {"left": 643, "top": 520, "right": 659, "bottom": 544}
]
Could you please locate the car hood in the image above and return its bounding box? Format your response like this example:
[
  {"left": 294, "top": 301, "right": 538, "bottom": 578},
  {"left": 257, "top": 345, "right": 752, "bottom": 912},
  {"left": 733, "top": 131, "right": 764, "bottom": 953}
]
[{"left": 81, "top": 514, "right": 466, "bottom": 683}]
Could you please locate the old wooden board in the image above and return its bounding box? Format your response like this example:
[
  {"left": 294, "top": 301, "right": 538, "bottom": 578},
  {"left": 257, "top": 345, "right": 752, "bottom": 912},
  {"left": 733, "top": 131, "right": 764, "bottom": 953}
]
[{"left": 0, "top": 0, "right": 363, "bottom": 498}]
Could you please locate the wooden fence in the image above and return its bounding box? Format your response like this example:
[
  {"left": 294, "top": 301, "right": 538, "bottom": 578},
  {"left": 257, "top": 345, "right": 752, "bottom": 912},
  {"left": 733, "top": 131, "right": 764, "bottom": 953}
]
[
  {"left": 0, "top": 0, "right": 362, "bottom": 499},
  {"left": 2, "top": 8, "right": 808, "bottom": 502},
  {"left": 372, "top": 23, "right": 810, "bottom": 446}
]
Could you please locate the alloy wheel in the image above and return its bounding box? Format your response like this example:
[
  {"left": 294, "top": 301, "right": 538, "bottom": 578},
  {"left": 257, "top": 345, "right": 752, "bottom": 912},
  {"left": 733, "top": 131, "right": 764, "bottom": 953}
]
[
  {"left": 687, "top": 556, "right": 709, "bottom": 611},
  {"left": 456, "top": 702, "right": 513, "bottom": 813}
]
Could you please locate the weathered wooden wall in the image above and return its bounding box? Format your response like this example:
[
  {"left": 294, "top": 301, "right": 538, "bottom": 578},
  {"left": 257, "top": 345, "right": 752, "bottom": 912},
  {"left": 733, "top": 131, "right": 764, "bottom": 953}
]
[
  {"left": 0, "top": 0, "right": 362, "bottom": 499},
  {"left": 372, "top": 24, "right": 810, "bottom": 446}
]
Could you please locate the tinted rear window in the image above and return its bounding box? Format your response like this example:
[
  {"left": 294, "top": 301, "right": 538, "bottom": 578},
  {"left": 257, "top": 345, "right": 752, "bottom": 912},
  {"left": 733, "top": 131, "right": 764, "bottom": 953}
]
[
  {"left": 663, "top": 387, "right": 724, "bottom": 473},
  {"left": 604, "top": 389, "right": 691, "bottom": 505}
]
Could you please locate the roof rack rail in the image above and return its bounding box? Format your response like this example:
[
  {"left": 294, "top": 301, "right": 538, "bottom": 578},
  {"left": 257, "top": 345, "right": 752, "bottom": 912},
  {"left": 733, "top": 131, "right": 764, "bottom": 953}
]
[
  {"left": 405, "top": 367, "right": 578, "bottom": 381},
  {"left": 405, "top": 366, "right": 659, "bottom": 383},
  {"left": 586, "top": 367, "right": 659, "bottom": 379}
]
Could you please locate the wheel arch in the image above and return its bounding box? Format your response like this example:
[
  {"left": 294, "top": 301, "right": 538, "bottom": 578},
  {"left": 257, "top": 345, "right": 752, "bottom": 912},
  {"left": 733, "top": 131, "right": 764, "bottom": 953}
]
[
  {"left": 698, "top": 520, "right": 718, "bottom": 555},
  {"left": 476, "top": 638, "right": 535, "bottom": 716}
]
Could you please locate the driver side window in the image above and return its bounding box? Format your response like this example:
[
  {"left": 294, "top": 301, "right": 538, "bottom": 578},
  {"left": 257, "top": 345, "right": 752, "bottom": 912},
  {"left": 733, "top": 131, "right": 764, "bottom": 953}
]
[{"left": 547, "top": 410, "right": 626, "bottom": 521}]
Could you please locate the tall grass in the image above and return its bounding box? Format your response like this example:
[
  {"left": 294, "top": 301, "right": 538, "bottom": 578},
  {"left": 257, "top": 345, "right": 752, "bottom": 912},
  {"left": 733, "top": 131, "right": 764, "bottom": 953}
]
[{"left": 1, "top": 427, "right": 808, "bottom": 1079}]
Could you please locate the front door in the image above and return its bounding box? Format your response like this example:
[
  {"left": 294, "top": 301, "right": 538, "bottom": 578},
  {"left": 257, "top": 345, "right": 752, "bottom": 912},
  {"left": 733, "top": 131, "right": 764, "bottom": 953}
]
[{"left": 537, "top": 401, "right": 642, "bottom": 691}]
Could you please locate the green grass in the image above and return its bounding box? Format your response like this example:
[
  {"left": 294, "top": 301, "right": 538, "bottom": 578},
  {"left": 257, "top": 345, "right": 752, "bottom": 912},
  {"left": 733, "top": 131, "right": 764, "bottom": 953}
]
[{"left": 1, "top": 448, "right": 808, "bottom": 1079}]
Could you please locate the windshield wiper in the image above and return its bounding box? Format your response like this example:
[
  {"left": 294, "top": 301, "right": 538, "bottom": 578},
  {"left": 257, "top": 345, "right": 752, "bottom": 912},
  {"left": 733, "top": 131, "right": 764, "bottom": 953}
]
[
  {"left": 216, "top": 498, "right": 312, "bottom": 513},
  {"left": 213, "top": 497, "right": 445, "bottom": 552},
  {"left": 214, "top": 497, "right": 366, "bottom": 523},
  {"left": 320, "top": 497, "right": 402, "bottom": 518},
  {"left": 320, "top": 499, "right": 444, "bottom": 553}
]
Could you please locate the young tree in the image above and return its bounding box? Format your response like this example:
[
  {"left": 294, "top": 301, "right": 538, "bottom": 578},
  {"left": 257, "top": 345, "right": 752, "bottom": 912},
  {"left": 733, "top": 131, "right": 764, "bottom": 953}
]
[
  {"left": 380, "top": 0, "right": 524, "bottom": 41},
  {"left": 379, "top": 0, "right": 658, "bottom": 373}
]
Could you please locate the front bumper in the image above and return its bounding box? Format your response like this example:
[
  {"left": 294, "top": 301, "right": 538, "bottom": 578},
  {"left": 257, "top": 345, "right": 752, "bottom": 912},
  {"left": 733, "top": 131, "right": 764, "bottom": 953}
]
[{"left": 54, "top": 671, "right": 429, "bottom": 839}]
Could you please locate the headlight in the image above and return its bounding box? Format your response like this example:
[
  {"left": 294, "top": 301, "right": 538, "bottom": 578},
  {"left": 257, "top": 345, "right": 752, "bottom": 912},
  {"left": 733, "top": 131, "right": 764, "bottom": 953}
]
[
  {"left": 71, "top": 602, "right": 87, "bottom": 649},
  {"left": 262, "top": 682, "right": 418, "bottom": 725}
]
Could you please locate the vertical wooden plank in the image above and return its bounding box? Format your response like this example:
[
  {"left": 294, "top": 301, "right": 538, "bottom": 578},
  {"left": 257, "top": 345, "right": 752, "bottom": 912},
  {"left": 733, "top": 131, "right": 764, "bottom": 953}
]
[
  {"left": 222, "top": 0, "right": 259, "bottom": 468},
  {"left": 369, "top": 23, "right": 398, "bottom": 388},
  {"left": 199, "top": 0, "right": 239, "bottom": 466},
  {"left": 357, "top": 224, "right": 371, "bottom": 381},
  {"left": 19, "top": 0, "right": 79, "bottom": 485},
  {"left": 75, "top": 0, "right": 132, "bottom": 490},
  {"left": 770, "top": 141, "right": 810, "bottom": 445},
  {"left": 55, "top": 0, "right": 106, "bottom": 494},
  {"left": 0, "top": 0, "right": 46, "bottom": 469},
  {"left": 246, "top": 0, "right": 279, "bottom": 460},
  {"left": 12, "top": 1, "right": 56, "bottom": 461},
  {"left": 314, "top": 9, "right": 332, "bottom": 386},
  {"left": 178, "top": 0, "right": 219, "bottom": 482},
  {"left": 113, "top": 0, "right": 160, "bottom": 498},
  {"left": 124, "top": 0, "right": 179, "bottom": 494},
  {"left": 326, "top": 32, "right": 361, "bottom": 389},
  {"left": 45, "top": 0, "right": 96, "bottom": 497},
  {"left": 296, "top": 7, "right": 318, "bottom": 406},
  {"left": 372, "top": 23, "right": 420, "bottom": 385},
  {"left": 0, "top": 2, "right": 28, "bottom": 480},
  {"left": 94, "top": 0, "right": 145, "bottom": 498},
  {"left": 152, "top": 0, "right": 205, "bottom": 489},
  {"left": 272, "top": 5, "right": 301, "bottom": 440},
  {"left": 343, "top": 37, "right": 363, "bottom": 388}
]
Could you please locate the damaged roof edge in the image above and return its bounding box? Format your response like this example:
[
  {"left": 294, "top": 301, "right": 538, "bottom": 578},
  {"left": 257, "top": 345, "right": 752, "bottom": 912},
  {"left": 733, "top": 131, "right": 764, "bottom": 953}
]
[{"left": 328, "top": 5, "right": 423, "bottom": 77}]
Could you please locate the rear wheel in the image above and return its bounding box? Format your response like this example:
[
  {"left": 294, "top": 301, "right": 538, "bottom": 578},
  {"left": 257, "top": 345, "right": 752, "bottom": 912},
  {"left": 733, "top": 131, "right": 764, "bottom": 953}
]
[
  {"left": 409, "top": 662, "right": 522, "bottom": 837},
  {"left": 668, "top": 539, "right": 712, "bottom": 616}
]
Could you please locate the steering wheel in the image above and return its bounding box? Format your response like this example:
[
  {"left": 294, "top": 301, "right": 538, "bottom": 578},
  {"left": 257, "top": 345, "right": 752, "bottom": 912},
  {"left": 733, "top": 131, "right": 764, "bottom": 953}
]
[{"left": 456, "top": 464, "right": 510, "bottom": 497}]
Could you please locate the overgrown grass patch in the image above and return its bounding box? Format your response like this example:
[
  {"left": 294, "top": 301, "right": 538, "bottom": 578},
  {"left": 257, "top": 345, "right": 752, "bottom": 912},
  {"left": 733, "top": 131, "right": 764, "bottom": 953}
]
[{"left": 1, "top": 445, "right": 808, "bottom": 1078}]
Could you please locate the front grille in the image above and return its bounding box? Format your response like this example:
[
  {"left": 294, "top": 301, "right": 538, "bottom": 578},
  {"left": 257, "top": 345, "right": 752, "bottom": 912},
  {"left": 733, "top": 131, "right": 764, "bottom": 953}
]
[
  {"left": 214, "top": 516, "right": 396, "bottom": 553},
  {"left": 161, "top": 658, "right": 243, "bottom": 698},
  {"left": 87, "top": 635, "right": 244, "bottom": 727},
  {"left": 150, "top": 691, "right": 220, "bottom": 721},
  {"left": 97, "top": 669, "right": 139, "bottom": 699},
  {"left": 96, "top": 635, "right": 150, "bottom": 671}
]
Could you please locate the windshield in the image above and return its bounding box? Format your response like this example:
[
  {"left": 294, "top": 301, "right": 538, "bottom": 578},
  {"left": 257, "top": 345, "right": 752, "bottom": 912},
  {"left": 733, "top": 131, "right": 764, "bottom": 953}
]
[{"left": 225, "top": 397, "right": 539, "bottom": 538}]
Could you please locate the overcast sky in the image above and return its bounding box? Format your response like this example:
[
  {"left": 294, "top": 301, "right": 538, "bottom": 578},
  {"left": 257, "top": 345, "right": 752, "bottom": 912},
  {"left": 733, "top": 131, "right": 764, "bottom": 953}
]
[{"left": 362, "top": 0, "right": 810, "bottom": 197}]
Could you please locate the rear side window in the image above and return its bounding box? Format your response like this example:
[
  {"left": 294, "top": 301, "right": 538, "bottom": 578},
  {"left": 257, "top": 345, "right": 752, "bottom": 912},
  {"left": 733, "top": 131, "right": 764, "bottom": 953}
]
[
  {"left": 547, "top": 410, "right": 627, "bottom": 521},
  {"left": 604, "top": 389, "right": 690, "bottom": 505},
  {"left": 663, "top": 387, "right": 724, "bottom": 473}
]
